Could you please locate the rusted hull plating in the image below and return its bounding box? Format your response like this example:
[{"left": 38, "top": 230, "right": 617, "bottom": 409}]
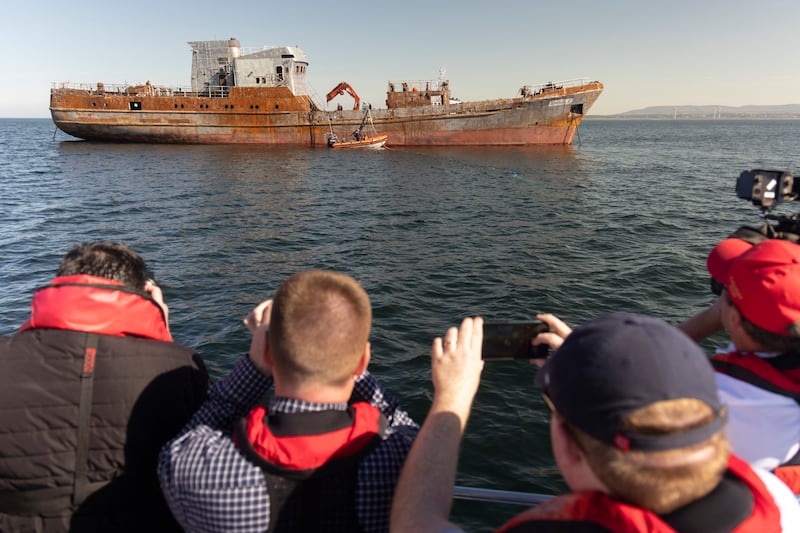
[{"left": 50, "top": 83, "right": 603, "bottom": 146}]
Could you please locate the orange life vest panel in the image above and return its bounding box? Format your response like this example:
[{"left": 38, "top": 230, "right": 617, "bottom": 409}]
[
  {"left": 18, "top": 274, "right": 171, "bottom": 341},
  {"left": 495, "top": 455, "right": 781, "bottom": 533}
]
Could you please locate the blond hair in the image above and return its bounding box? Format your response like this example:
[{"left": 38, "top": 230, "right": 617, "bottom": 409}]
[
  {"left": 567, "top": 398, "right": 729, "bottom": 514},
  {"left": 269, "top": 270, "right": 371, "bottom": 388}
]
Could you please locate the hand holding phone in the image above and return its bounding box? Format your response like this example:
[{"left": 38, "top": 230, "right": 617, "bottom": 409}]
[{"left": 481, "top": 321, "right": 550, "bottom": 360}]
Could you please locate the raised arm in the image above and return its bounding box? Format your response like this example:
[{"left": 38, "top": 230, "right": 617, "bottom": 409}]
[
  {"left": 180, "top": 300, "right": 275, "bottom": 431},
  {"left": 678, "top": 297, "right": 724, "bottom": 343},
  {"left": 390, "top": 317, "right": 484, "bottom": 533}
]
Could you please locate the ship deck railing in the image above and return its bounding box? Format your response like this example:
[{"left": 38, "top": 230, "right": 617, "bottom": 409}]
[
  {"left": 520, "top": 78, "right": 599, "bottom": 97},
  {"left": 51, "top": 82, "right": 233, "bottom": 98},
  {"left": 453, "top": 485, "right": 553, "bottom": 506},
  {"left": 454, "top": 484, "right": 800, "bottom": 507},
  {"left": 387, "top": 79, "right": 449, "bottom": 93}
]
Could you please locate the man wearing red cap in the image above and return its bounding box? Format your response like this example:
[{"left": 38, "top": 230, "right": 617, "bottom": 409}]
[{"left": 681, "top": 238, "right": 800, "bottom": 494}]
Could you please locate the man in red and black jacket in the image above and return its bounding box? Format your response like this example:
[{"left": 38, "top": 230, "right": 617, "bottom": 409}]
[{"left": 0, "top": 241, "right": 208, "bottom": 532}]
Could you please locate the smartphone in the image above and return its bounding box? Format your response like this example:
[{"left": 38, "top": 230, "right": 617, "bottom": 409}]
[{"left": 482, "top": 321, "right": 550, "bottom": 360}]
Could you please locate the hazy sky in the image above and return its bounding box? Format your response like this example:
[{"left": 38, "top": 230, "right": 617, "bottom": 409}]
[{"left": 3, "top": 0, "right": 798, "bottom": 118}]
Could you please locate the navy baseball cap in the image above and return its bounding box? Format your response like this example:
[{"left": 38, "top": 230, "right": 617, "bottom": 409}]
[{"left": 535, "top": 313, "right": 726, "bottom": 452}]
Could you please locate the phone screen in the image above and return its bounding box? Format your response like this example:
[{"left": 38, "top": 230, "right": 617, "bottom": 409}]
[{"left": 482, "top": 321, "right": 550, "bottom": 360}]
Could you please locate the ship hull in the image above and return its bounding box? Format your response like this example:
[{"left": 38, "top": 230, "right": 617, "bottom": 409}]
[{"left": 50, "top": 83, "right": 603, "bottom": 146}]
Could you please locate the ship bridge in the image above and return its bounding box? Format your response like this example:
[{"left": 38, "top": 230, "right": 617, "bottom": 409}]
[{"left": 189, "top": 38, "right": 309, "bottom": 96}]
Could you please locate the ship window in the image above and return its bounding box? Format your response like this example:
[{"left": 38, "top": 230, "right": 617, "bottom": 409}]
[
  {"left": 570, "top": 103, "right": 584, "bottom": 115},
  {"left": 130, "top": 102, "right": 141, "bottom": 111},
  {"left": 281, "top": 54, "right": 294, "bottom": 58}
]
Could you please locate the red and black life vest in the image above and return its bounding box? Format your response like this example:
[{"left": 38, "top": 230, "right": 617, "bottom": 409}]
[
  {"left": 712, "top": 350, "right": 800, "bottom": 402},
  {"left": 235, "top": 401, "right": 386, "bottom": 532},
  {"left": 18, "top": 274, "right": 172, "bottom": 341},
  {"left": 712, "top": 350, "right": 800, "bottom": 493},
  {"left": 0, "top": 275, "right": 207, "bottom": 532},
  {"left": 495, "top": 454, "right": 781, "bottom": 533}
]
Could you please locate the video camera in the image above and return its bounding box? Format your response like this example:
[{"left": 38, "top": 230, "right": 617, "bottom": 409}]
[
  {"left": 709, "top": 169, "right": 800, "bottom": 296},
  {"left": 736, "top": 169, "right": 800, "bottom": 210},
  {"left": 735, "top": 169, "right": 800, "bottom": 240}
]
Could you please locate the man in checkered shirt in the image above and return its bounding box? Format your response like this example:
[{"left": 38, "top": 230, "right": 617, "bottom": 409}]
[{"left": 158, "top": 270, "right": 419, "bottom": 532}]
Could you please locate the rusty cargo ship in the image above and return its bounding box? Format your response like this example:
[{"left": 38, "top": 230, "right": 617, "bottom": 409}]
[{"left": 50, "top": 38, "right": 603, "bottom": 146}]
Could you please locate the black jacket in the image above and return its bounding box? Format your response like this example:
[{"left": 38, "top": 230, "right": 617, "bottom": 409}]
[{"left": 0, "top": 279, "right": 208, "bottom": 532}]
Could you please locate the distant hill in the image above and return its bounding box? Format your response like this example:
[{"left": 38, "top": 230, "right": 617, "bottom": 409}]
[{"left": 594, "top": 104, "right": 800, "bottom": 119}]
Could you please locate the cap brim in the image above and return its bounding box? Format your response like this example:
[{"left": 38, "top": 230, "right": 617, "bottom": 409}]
[{"left": 707, "top": 238, "right": 754, "bottom": 283}]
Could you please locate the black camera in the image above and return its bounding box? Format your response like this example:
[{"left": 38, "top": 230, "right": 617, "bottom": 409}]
[
  {"left": 710, "top": 169, "right": 800, "bottom": 296},
  {"left": 734, "top": 169, "right": 800, "bottom": 238},
  {"left": 481, "top": 321, "right": 550, "bottom": 360},
  {"left": 736, "top": 169, "right": 799, "bottom": 209}
]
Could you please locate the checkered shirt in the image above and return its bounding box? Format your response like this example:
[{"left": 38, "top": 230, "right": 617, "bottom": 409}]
[{"left": 158, "top": 356, "right": 419, "bottom": 532}]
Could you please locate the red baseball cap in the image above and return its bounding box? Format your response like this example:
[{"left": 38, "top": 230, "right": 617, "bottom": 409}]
[
  {"left": 706, "top": 238, "right": 754, "bottom": 282},
  {"left": 707, "top": 239, "right": 800, "bottom": 335}
]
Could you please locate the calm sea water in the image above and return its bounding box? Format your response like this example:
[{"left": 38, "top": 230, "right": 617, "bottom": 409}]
[{"left": 2, "top": 118, "right": 799, "bottom": 530}]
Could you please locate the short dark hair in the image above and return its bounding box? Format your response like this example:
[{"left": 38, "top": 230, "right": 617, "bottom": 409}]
[
  {"left": 724, "top": 290, "right": 800, "bottom": 352},
  {"left": 741, "top": 316, "right": 800, "bottom": 353},
  {"left": 57, "top": 241, "right": 151, "bottom": 289}
]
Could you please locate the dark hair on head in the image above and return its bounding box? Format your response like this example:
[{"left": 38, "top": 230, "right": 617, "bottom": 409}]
[
  {"left": 722, "top": 289, "right": 800, "bottom": 352},
  {"left": 741, "top": 316, "right": 800, "bottom": 353},
  {"left": 57, "top": 241, "right": 152, "bottom": 290}
]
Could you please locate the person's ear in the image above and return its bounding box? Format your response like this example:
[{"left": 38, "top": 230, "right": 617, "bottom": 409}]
[
  {"left": 722, "top": 295, "right": 745, "bottom": 335},
  {"left": 728, "top": 302, "right": 743, "bottom": 328},
  {"left": 553, "top": 417, "right": 584, "bottom": 465},
  {"left": 354, "top": 342, "right": 370, "bottom": 377}
]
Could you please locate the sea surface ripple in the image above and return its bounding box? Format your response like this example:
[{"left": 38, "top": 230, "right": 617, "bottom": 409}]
[{"left": 1, "top": 118, "right": 799, "bottom": 530}]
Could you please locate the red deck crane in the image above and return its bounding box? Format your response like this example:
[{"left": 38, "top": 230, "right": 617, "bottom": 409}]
[{"left": 326, "top": 82, "right": 360, "bottom": 110}]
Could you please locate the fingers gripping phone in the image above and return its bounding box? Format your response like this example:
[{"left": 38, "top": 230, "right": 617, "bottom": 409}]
[{"left": 482, "top": 321, "right": 550, "bottom": 360}]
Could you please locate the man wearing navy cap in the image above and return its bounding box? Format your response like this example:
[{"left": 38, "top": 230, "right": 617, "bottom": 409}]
[
  {"left": 391, "top": 313, "right": 800, "bottom": 532},
  {"left": 680, "top": 238, "right": 800, "bottom": 493}
]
